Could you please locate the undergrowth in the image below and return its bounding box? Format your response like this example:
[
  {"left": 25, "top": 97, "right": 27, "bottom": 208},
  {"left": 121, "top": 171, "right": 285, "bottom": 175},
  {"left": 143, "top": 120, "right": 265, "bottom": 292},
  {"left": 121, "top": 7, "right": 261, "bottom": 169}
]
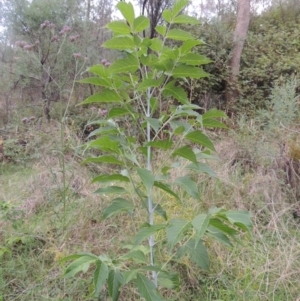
[{"left": 1, "top": 98, "right": 300, "bottom": 300}]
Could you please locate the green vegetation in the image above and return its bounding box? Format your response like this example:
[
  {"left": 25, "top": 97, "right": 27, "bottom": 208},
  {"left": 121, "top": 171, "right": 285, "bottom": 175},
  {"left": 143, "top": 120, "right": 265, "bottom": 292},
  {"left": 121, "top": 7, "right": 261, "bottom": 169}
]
[{"left": 1, "top": 0, "right": 300, "bottom": 300}]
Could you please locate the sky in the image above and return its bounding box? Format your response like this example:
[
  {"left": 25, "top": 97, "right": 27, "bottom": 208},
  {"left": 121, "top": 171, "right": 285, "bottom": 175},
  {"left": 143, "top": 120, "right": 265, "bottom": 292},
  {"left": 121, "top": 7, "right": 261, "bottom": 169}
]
[{"left": 112, "top": 0, "right": 266, "bottom": 20}]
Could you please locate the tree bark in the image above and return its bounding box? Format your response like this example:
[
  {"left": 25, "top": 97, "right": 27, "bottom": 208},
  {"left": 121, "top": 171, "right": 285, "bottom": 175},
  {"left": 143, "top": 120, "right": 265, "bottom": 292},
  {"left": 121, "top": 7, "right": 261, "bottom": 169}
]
[
  {"left": 226, "top": 0, "right": 250, "bottom": 106},
  {"left": 140, "top": 0, "right": 172, "bottom": 38}
]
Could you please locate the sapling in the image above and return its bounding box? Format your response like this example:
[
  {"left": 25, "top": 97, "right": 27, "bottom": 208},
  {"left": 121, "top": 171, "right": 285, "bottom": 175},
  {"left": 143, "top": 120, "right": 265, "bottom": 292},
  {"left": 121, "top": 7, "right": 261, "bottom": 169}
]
[{"left": 61, "top": 1, "right": 253, "bottom": 300}]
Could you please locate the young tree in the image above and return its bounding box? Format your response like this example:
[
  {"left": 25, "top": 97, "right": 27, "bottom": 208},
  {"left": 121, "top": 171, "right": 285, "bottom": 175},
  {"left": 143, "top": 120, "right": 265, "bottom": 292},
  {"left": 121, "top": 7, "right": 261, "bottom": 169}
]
[{"left": 61, "top": 1, "right": 253, "bottom": 300}]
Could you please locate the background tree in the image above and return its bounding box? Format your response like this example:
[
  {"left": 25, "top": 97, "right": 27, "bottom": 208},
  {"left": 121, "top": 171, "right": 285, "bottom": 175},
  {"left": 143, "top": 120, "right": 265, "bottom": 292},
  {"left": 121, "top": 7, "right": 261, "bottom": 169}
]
[
  {"left": 0, "top": 0, "right": 113, "bottom": 122},
  {"left": 226, "top": 0, "right": 251, "bottom": 106},
  {"left": 138, "top": 0, "right": 173, "bottom": 37}
]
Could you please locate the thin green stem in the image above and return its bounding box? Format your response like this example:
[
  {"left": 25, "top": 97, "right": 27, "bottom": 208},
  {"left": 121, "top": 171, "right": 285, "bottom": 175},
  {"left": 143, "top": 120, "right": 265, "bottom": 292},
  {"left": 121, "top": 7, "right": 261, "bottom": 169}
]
[{"left": 146, "top": 87, "right": 158, "bottom": 286}]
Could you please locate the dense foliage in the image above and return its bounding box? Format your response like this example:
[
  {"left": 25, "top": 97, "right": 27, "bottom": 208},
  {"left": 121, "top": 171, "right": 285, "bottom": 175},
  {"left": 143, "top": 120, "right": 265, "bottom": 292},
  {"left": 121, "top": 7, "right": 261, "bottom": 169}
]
[{"left": 185, "top": 4, "right": 300, "bottom": 113}]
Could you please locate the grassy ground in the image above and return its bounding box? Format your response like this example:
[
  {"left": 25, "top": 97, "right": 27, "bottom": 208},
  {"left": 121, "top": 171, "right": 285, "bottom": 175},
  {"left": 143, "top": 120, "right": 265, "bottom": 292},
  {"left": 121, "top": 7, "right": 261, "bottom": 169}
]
[{"left": 1, "top": 100, "right": 300, "bottom": 301}]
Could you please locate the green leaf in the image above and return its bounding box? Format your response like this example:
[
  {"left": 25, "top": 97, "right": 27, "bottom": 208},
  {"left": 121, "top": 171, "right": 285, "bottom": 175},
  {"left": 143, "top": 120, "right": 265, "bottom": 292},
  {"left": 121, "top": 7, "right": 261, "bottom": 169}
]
[
  {"left": 162, "top": 9, "right": 172, "bottom": 23},
  {"left": 92, "top": 174, "right": 130, "bottom": 184},
  {"left": 109, "top": 54, "right": 139, "bottom": 73},
  {"left": 145, "top": 117, "right": 161, "bottom": 133},
  {"left": 185, "top": 130, "right": 215, "bottom": 151},
  {"left": 81, "top": 90, "right": 121, "bottom": 105},
  {"left": 153, "top": 203, "right": 167, "bottom": 221},
  {"left": 140, "top": 38, "right": 152, "bottom": 47},
  {"left": 155, "top": 25, "right": 167, "bottom": 36},
  {"left": 108, "top": 107, "right": 130, "bottom": 119},
  {"left": 116, "top": 1, "right": 135, "bottom": 26},
  {"left": 208, "top": 207, "right": 223, "bottom": 215},
  {"left": 172, "top": 145, "right": 197, "bottom": 163},
  {"left": 224, "top": 210, "right": 253, "bottom": 233},
  {"left": 134, "top": 34, "right": 142, "bottom": 47},
  {"left": 106, "top": 21, "right": 131, "bottom": 34},
  {"left": 124, "top": 152, "right": 140, "bottom": 166},
  {"left": 121, "top": 250, "right": 147, "bottom": 263},
  {"left": 207, "top": 226, "right": 233, "bottom": 247},
  {"left": 146, "top": 139, "right": 173, "bottom": 150},
  {"left": 78, "top": 77, "right": 112, "bottom": 88},
  {"left": 186, "top": 239, "right": 209, "bottom": 270},
  {"left": 108, "top": 269, "right": 124, "bottom": 301},
  {"left": 90, "top": 136, "right": 120, "bottom": 153},
  {"left": 209, "top": 218, "right": 238, "bottom": 236},
  {"left": 163, "top": 81, "right": 189, "bottom": 104},
  {"left": 94, "top": 261, "right": 108, "bottom": 296},
  {"left": 123, "top": 269, "right": 139, "bottom": 283},
  {"left": 64, "top": 255, "right": 98, "bottom": 278},
  {"left": 83, "top": 155, "right": 124, "bottom": 166},
  {"left": 137, "top": 77, "right": 164, "bottom": 91},
  {"left": 180, "top": 40, "right": 204, "bottom": 54},
  {"left": 173, "top": 15, "right": 200, "bottom": 24},
  {"left": 179, "top": 53, "right": 211, "bottom": 66},
  {"left": 172, "top": 65, "right": 209, "bottom": 79},
  {"left": 95, "top": 186, "right": 127, "bottom": 194},
  {"left": 161, "top": 45, "right": 180, "bottom": 59},
  {"left": 134, "top": 224, "right": 166, "bottom": 246},
  {"left": 87, "top": 127, "right": 117, "bottom": 138},
  {"left": 137, "top": 273, "right": 164, "bottom": 301},
  {"left": 202, "top": 118, "right": 228, "bottom": 129},
  {"left": 149, "top": 38, "right": 163, "bottom": 52},
  {"left": 103, "top": 36, "right": 135, "bottom": 51},
  {"left": 166, "top": 219, "right": 191, "bottom": 249},
  {"left": 60, "top": 252, "right": 99, "bottom": 263},
  {"left": 202, "top": 108, "right": 227, "bottom": 119},
  {"left": 154, "top": 181, "right": 180, "bottom": 201},
  {"left": 172, "top": 0, "right": 189, "bottom": 17},
  {"left": 185, "top": 162, "right": 217, "bottom": 178},
  {"left": 133, "top": 15, "right": 150, "bottom": 33},
  {"left": 192, "top": 214, "right": 210, "bottom": 245},
  {"left": 102, "top": 198, "right": 135, "bottom": 219},
  {"left": 137, "top": 168, "right": 155, "bottom": 192},
  {"left": 140, "top": 54, "right": 159, "bottom": 66},
  {"left": 174, "top": 176, "right": 200, "bottom": 199},
  {"left": 158, "top": 271, "right": 179, "bottom": 289},
  {"left": 154, "top": 58, "right": 174, "bottom": 71},
  {"left": 88, "top": 64, "right": 110, "bottom": 78},
  {"left": 169, "top": 119, "right": 189, "bottom": 134},
  {"left": 173, "top": 108, "right": 199, "bottom": 118},
  {"left": 166, "top": 29, "right": 194, "bottom": 41}
]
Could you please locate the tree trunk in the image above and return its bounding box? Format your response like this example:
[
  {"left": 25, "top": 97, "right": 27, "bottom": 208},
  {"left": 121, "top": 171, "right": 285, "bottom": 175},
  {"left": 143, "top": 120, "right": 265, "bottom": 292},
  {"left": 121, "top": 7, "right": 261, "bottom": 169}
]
[
  {"left": 86, "top": 0, "right": 91, "bottom": 21},
  {"left": 226, "top": 0, "right": 250, "bottom": 107},
  {"left": 140, "top": 0, "right": 172, "bottom": 38}
]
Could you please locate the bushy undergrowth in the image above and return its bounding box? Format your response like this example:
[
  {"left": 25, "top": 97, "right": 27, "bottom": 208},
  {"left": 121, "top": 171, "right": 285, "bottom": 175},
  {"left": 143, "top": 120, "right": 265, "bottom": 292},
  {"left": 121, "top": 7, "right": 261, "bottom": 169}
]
[
  {"left": 183, "top": 7, "right": 300, "bottom": 114},
  {"left": 1, "top": 98, "right": 300, "bottom": 300}
]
